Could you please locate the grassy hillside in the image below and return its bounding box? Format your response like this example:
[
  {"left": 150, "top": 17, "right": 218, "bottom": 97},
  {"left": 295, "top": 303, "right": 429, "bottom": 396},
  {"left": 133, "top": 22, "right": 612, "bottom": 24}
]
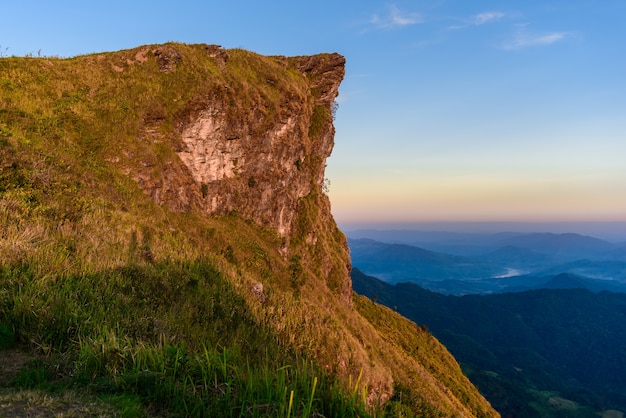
[{"left": 0, "top": 43, "right": 496, "bottom": 416}]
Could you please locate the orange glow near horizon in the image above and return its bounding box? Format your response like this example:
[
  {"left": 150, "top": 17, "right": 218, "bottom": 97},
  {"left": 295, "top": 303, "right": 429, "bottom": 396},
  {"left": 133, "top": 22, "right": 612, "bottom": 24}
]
[{"left": 328, "top": 168, "right": 626, "bottom": 225}]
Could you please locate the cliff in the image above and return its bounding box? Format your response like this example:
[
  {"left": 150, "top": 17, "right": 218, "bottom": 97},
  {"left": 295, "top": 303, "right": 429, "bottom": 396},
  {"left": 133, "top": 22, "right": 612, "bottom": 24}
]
[
  {"left": 140, "top": 46, "right": 342, "bottom": 238},
  {"left": 96, "top": 44, "right": 353, "bottom": 304},
  {"left": 0, "top": 43, "right": 497, "bottom": 416}
]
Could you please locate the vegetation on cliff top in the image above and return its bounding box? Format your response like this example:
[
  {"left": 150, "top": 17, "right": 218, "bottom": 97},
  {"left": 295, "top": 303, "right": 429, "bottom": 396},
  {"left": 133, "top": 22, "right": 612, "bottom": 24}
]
[{"left": 0, "top": 43, "right": 496, "bottom": 416}]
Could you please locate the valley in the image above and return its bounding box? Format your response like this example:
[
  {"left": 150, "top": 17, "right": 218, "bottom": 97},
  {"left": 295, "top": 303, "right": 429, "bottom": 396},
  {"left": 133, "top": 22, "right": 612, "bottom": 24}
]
[
  {"left": 348, "top": 231, "right": 626, "bottom": 295},
  {"left": 348, "top": 229, "right": 626, "bottom": 417}
]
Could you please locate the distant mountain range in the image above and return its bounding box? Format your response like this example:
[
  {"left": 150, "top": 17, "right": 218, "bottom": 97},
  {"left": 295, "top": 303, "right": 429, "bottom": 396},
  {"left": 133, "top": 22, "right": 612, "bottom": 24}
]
[
  {"left": 347, "top": 229, "right": 623, "bottom": 257},
  {"left": 348, "top": 229, "right": 626, "bottom": 416},
  {"left": 347, "top": 232, "right": 626, "bottom": 295},
  {"left": 347, "top": 238, "right": 503, "bottom": 284},
  {"left": 352, "top": 268, "right": 626, "bottom": 417},
  {"left": 497, "top": 232, "right": 616, "bottom": 261}
]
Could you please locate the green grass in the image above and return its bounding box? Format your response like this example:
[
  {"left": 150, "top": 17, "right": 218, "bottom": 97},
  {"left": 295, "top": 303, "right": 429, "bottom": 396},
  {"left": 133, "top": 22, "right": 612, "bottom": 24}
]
[
  {"left": 0, "top": 42, "right": 497, "bottom": 417},
  {"left": 1, "top": 258, "right": 372, "bottom": 416},
  {"left": 73, "top": 338, "right": 367, "bottom": 417},
  {"left": 354, "top": 295, "right": 497, "bottom": 417}
]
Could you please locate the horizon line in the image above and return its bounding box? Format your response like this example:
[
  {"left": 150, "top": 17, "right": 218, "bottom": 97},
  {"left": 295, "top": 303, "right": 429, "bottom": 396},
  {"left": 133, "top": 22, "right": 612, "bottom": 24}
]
[{"left": 337, "top": 220, "right": 626, "bottom": 242}]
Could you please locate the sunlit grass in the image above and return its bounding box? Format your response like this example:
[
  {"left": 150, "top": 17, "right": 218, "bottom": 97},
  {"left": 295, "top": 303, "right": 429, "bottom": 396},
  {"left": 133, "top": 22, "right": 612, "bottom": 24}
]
[
  {"left": 1, "top": 255, "right": 373, "bottom": 416},
  {"left": 0, "top": 42, "right": 497, "bottom": 417}
]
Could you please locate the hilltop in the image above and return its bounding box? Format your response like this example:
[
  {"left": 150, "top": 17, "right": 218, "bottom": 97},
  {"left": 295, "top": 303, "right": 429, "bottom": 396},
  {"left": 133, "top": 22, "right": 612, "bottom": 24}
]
[{"left": 0, "top": 43, "right": 496, "bottom": 416}]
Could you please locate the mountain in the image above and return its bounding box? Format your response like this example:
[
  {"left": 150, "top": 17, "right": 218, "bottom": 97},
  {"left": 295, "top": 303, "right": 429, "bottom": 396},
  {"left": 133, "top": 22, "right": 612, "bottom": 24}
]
[
  {"left": 347, "top": 230, "right": 619, "bottom": 259},
  {"left": 542, "top": 272, "right": 596, "bottom": 289},
  {"left": 346, "top": 229, "right": 524, "bottom": 256},
  {"left": 603, "top": 244, "right": 626, "bottom": 261},
  {"left": 352, "top": 268, "right": 626, "bottom": 417},
  {"left": 399, "top": 272, "right": 626, "bottom": 296},
  {"left": 349, "top": 238, "right": 505, "bottom": 283},
  {"left": 537, "top": 259, "right": 626, "bottom": 282},
  {"left": 348, "top": 231, "right": 626, "bottom": 295},
  {"left": 475, "top": 245, "right": 555, "bottom": 270},
  {"left": 0, "top": 44, "right": 495, "bottom": 416},
  {"left": 499, "top": 233, "right": 616, "bottom": 262},
  {"left": 345, "top": 229, "right": 497, "bottom": 245}
]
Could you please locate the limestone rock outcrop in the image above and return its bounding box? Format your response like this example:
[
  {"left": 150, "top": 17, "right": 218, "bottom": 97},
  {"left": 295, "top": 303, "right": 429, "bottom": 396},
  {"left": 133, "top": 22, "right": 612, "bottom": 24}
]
[
  {"left": 175, "top": 50, "right": 345, "bottom": 238},
  {"left": 126, "top": 44, "right": 352, "bottom": 303}
]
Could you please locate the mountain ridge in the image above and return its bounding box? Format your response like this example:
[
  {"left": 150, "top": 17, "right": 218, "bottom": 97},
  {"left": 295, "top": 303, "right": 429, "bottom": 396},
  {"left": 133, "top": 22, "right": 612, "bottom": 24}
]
[
  {"left": 348, "top": 237, "right": 504, "bottom": 283},
  {"left": 348, "top": 234, "right": 626, "bottom": 295},
  {"left": 0, "top": 43, "right": 496, "bottom": 416}
]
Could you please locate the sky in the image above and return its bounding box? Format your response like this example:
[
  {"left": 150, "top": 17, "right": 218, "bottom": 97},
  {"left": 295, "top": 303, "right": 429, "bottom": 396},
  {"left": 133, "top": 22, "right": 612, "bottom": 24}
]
[{"left": 2, "top": 1, "right": 626, "bottom": 238}]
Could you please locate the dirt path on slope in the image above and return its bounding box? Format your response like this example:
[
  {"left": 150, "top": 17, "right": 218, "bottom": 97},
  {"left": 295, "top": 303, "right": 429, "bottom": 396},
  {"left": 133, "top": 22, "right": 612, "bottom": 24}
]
[{"left": 0, "top": 349, "right": 121, "bottom": 417}]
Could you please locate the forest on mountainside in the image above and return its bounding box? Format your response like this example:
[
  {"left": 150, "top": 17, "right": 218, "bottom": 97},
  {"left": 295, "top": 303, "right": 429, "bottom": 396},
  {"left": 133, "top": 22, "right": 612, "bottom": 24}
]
[{"left": 352, "top": 268, "right": 626, "bottom": 417}]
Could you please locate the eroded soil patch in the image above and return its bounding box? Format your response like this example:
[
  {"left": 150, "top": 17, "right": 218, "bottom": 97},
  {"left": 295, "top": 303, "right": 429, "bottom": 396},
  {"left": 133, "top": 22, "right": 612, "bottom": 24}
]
[{"left": 0, "top": 350, "right": 120, "bottom": 417}]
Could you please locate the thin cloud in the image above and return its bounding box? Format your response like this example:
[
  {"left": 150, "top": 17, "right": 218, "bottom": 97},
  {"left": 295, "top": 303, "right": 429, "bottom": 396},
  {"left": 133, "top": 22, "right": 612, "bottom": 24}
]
[
  {"left": 503, "top": 27, "right": 569, "bottom": 50},
  {"left": 472, "top": 12, "right": 506, "bottom": 25},
  {"left": 370, "top": 5, "right": 422, "bottom": 29},
  {"left": 448, "top": 11, "right": 506, "bottom": 30}
]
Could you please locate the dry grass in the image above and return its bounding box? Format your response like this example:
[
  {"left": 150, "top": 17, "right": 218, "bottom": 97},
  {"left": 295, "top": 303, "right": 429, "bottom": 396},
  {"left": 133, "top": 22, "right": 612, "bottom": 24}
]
[
  {"left": 0, "top": 389, "right": 123, "bottom": 418},
  {"left": 0, "top": 43, "right": 496, "bottom": 417}
]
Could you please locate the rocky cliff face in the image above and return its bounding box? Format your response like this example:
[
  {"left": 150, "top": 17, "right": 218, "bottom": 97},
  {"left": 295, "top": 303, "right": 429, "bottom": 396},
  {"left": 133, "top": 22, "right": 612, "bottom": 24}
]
[
  {"left": 125, "top": 44, "right": 352, "bottom": 302},
  {"left": 133, "top": 45, "right": 343, "bottom": 239},
  {"left": 177, "top": 51, "right": 343, "bottom": 238}
]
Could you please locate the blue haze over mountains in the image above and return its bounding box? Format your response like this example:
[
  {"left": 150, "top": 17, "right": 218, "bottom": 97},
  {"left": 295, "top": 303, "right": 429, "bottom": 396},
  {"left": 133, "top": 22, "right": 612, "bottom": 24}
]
[
  {"left": 347, "top": 229, "right": 626, "bottom": 416},
  {"left": 346, "top": 230, "right": 626, "bottom": 295},
  {"left": 351, "top": 269, "right": 626, "bottom": 417}
]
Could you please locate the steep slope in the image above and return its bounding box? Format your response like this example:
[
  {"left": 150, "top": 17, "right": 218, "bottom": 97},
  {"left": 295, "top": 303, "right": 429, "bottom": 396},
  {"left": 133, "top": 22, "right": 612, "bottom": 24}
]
[{"left": 0, "top": 43, "right": 496, "bottom": 416}]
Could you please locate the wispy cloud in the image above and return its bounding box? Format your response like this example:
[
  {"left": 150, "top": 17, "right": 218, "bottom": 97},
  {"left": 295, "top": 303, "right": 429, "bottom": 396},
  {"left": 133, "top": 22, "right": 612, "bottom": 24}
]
[
  {"left": 448, "top": 11, "right": 506, "bottom": 30},
  {"left": 503, "top": 26, "right": 570, "bottom": 50},
  {"left": 370, "top": 5, "right": 422, "bottom": 29},
  {"left": 472, "top": 12, "right": 506, "bottom": 26}
]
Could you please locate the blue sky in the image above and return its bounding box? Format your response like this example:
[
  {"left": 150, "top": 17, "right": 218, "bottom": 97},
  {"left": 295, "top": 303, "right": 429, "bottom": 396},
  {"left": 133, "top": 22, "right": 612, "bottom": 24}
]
[{"left": 3, "top": 1, "right": 626, "bottom": 236}]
